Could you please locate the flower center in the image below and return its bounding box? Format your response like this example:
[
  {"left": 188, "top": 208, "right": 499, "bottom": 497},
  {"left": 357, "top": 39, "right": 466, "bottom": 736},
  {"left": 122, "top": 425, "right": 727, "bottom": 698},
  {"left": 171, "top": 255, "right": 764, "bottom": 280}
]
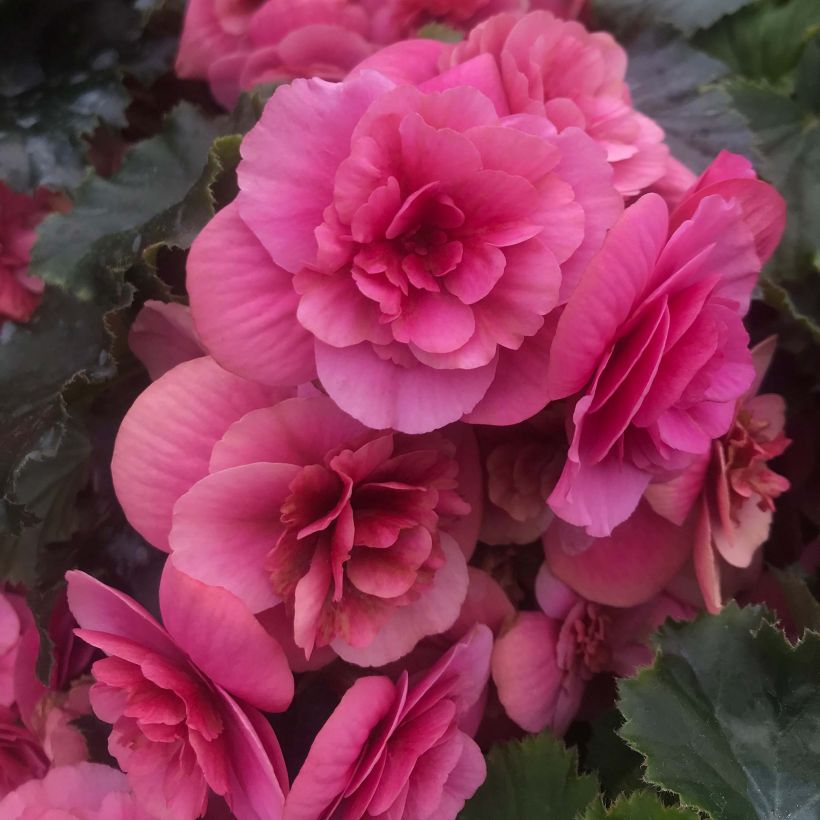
[{"left": 723, "top": 409, "right": 790, "bottom": 519}]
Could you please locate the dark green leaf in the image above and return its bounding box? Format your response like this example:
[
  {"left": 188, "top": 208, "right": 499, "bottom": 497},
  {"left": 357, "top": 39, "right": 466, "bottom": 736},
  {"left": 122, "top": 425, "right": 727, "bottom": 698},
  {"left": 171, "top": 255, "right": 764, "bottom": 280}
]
[
  {"left": 626, "top": 29, "right": 751, "bottom": 172},
  {"left": 0, "top": 0, "right": 141, "bottom": 191},
  {"left": 728, "top": 80, "right": 820, "bottom": 319},
  {"left": 593, "top": 0, "right": 755, "bottom": 36},
  {"left": 583, "top": 792, "right": 699, "bottom": 820},
  {"left": 694, "top": 0, "right": 820, "bottom": 82},
  {"left": 29, "top": 103, "right": 229, "bottom": 301},
  {"left": 796, "top": 32, "right": 820, "bottom": 115},
  {"left": 619, "top": 604, "right": 820, "bottom": 820},
  {"left": 773, "top": 567, "right": 820, "bottom": 634},
  {"left": 459, "top": 733, "right": 599, "bottom": 820},
  {"left": 584, "top": 711, "right": 645, "bottom": 800}
]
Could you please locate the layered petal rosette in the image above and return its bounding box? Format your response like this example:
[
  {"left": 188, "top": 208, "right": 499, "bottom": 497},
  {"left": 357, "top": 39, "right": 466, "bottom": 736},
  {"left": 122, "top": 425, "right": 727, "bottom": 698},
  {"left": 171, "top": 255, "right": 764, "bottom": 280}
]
[
  {"left": 491, "top": 564, "right": 692, "bottom": 734},
  {"left": 176, "top": 0, "right": 379, "bottom": 108},
  {"left": 646, "top": 337, "right": 791, "bottom": 612},
  {"left": 284, "top": 625, "right": 492, "bottom": 820},
  {"left": 187, "top": 63, "right": 622, "bottom": 433},
  {"left": 358, "top": 9, "right": 668, "bottom": 198},
  {"left": 112, "top": 357, "right": 482, "bottom": 667},
  {"left": 0, "top": 762, "right": 151, "bottom": 820},
  {"left": 66, "top": 566, "right": 292, "bottom": 820},
  {"left": 546, "top": 152, "right": 786, "bottom": 537}
]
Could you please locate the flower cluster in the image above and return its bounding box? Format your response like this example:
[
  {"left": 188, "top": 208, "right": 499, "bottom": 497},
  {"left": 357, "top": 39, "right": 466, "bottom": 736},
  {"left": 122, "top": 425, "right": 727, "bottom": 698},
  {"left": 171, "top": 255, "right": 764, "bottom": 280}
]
[{"left": 4, "top": 1, "right": 794, "bottom": 818}]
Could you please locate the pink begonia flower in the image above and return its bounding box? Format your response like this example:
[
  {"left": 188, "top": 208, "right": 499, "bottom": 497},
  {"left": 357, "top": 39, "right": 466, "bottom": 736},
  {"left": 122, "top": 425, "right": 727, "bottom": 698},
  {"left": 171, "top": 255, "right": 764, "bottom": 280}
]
[
  {"left": 542, "top": 500, "right": 694, "bottom": 607},
  {"left": 66, "top": 565, "right": 292, "bottom": 820},
  {"left": 0, "top": 591, "right": 91, "bottom": 794},
  {"left": 129, "top": 300, "right": 206, "bottom": 380},
  {"left": 491, "top": 564, "right": 692, "bottom": 734},
  {"left": 112, "top": 357, "right": 482, "bottom": 667},
  {"left": 0, "top": 707, "right": 48, "bottom": 796},
  {"left": 358, "top": 10, "right": 668, "bottom": 199},
  {"left": 0, "top": 762, "right": 151, "bottom": 820},
  {"left": 546, "top": 152, "right": 786, "bottom": 538},
  {"left": 0, "top": 184, "right": 55, "bottom": 324},
  {"left": 187, "top": 64, "right": 622, "bottom": 433},
  {"left": 176, "top": 0, "right": 379, "bottom": 108},
  {"left": 478, "top": 407, "right": 564, "bottom": 545},
  {"left": 0, "top": 591, "right": 28, "bottom": 708},
  {"left": 646, "top": 337, "right": 791, "bottom": 613},
  {"left": 284, "top": 624, "right": 492, "bottom": 820}
]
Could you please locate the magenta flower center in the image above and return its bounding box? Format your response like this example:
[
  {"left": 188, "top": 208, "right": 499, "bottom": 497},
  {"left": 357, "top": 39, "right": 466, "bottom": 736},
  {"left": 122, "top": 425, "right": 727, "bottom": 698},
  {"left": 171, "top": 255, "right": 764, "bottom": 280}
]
[
  {"left": 723, "top": 409, "right": 790, "bottom": 518},
  {"left": 265, "top": 433, "right": 468, "bottom": 652},
  {"left": 558, "top": 601, "right": 611, "bottom": 677}
]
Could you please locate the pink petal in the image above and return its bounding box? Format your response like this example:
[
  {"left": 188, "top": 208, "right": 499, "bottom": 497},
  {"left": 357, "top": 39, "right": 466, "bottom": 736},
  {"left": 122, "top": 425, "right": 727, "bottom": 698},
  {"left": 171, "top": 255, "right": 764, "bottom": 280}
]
[
  {"left": 543, "top": 500, "right": 692, "bottom": 606},
  {"left": 170, "top": 463, "right": 300, "bottom": 612},
  {"left": 352, "top": 39, "right": 446, "bottom": 86},
  {"left": 66, "top": 571, "right": 180, "bottom": 661},
  {"left": 548, "top": 194, "right": 668, "bottom": 399},
  {"left": 644, "top": 453, "right": 710, "bottom": 526},
  {"left": 464, "top": 317, "right": 556, "bottom": 426},
  {"left": 693, "top": 497, "right": 722, "bottom": 614},
  {"left": 187, "top": 202, "right": 316, "bottom": 386},
  {"left": 547, "top": 452, "right": 651, "bottom": 538},
  {"left": 492, "top": 612, "right": 572, "bottom": 733},
  {"left": 671, "top": 153, "right": 786, "bottom": 266},
  {"left": 333, "top": 534, "right": 469, "bottom": 666},
  {"left": 712, "top": 500, "right": 771, "bottom": 570},
  {"left": 445, "top": 568, "right": 515, "bottom": 640},
  {"left": 284, "top": 676, "right": 398, "bottom": 820},
  {"left": 159, "top": 563, "right": 294, "bottom": 713},
  {"left": 238, "top": 72, "right": 395, "bottom": 273},
  {"left": 315, "top": 341, "right": 497, "bottom": 434},
  {"left": 421, "top": 53, "right": 511, "bottom": 117},
  {"left": 211, "top": 395, "right": 368, "bottom": 473},
  {"left": 128, "top": 300, "right": 204, "bottom": 381},
  {"left": 219, "top": 693, "right": 289, "bottom": 820},
  {"left": 112, "top": 357, "right": 285, "bottom": 551}
]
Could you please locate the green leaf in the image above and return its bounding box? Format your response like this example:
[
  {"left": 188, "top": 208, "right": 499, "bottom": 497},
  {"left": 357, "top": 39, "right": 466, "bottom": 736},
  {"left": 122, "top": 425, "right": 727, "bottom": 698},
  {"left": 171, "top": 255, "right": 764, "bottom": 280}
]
[
  {"left": 593, "top": 0, "right": 755, "bottom": 36},
  {"left": 584, "top": 711, "right": 645, "bottom": 800},
  {"left": 417, "top": 22, "right": 463, "bottom": 43},
  {"left": 583, "top": 792, "right": 699, "bottom": 820},
  {"left": 29, "top": 103, "right": 231, "bottom": 302},
  {"left": 459, "top": 733, "right": 599, "bottom": 820},
  {"left": 0, "top": 0, "right": 143, "bottom": 191},
  {"left": 773, "top": 567, "right": 820, "bottom": 634},
  {"left": 619, "top": 604, "right": 820, "bottom": 820},
  {"left": 694, "top": 0, "right": 820, "bottom": 82},
  {"left": 728, "top": 80, "right": 820, "bottom": 318},
  {"left": 796, "top": 32, "right": 820, "bottom": 115},
  {"left": 626, "top": 29, "right": 752, "bottom": 172}
]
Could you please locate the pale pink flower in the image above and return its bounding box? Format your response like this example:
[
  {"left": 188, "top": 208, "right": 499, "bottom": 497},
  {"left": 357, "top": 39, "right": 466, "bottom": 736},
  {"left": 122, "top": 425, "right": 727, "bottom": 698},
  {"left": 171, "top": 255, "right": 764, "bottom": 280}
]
[
  {"left": 0, "top": 184, "right": 53, "bottom": 324},
  {"left": 478, "top": 407, "right": 564, "bottom": 545},
  {"left": 284, "top": 625, "right": 492, "bottom": 820},
  {"left": 128, "top": 300, "right": 205, "bottom": 380},
  {"left": 176, "top": 0, "right": 378, "bottom": 108},
  {"left": 66, "top": 565, "right": 292, "bottom": 820},
  {"left": 358, "top": 10, "right": 668, "bottom": 198},
  {"left": 187, "top": 64, "right": 621, "bottom": 432},
  {"left": 0, "top": 762, "right": 151, "bottom": 820},
  {"left": 547, "top": 152, "right": 785, "bottom": 537},
  {"left": 647, "top": 337, "right": 791, "bottom": 613},
  {"left": 491, "top": 564, "right": 692, "bottom": 734},
  {"left": 112, "top": 357, "right": 483, "bottom": 666}
]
